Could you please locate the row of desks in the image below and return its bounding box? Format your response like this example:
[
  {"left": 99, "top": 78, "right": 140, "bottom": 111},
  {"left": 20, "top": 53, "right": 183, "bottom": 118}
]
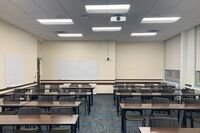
[
  {"left": 139, "top": 127, "right": 200, "bottom": 133},
  {"left": 0, "top": 115, "right": 78, "bottom": 133},
  {"left": 120, "top": 103, "right": 200, "bottom": 133},
  {"left": 115, "top": 92, "right": 199, "bottom": 114},
  {"left": 3, "top": 92, "right": 92, "bottom": 115}
]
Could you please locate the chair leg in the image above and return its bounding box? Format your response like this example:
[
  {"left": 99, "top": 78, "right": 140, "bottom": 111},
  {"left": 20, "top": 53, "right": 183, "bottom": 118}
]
[{"left": 191, "top": 119, "right": 194, "bottom": 128}]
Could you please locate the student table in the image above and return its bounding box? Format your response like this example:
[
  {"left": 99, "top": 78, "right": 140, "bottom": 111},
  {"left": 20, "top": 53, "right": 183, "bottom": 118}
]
[
  {"left": 4, "top": 92, "right": 92, "bottom": 115},
  {"left": 116, "top": 92, "right": 200, "bottom": 114},
  {"left": 139, "top": 127, "right": 200, "bottom": 133},
  {"left": 120, "top": 103, "right": 200, "bottom": 133},
  {"left": 0, "top": 115, "right": 78, "bottom": 133}
]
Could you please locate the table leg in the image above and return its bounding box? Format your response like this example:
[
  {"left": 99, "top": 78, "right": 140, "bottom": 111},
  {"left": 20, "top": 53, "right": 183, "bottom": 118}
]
[
  {"left": 121, "top": 109, "right": 126, "bottom": 133},
  {"left": 113, "top": 90, "right": 116, "bottom": 106},
  {"left": 181, "top": 110, "right": 187, "bottom": 127},
  {"left": 71, "top": 125, "right": 73, "bottom": 133},
  {"left": 178, "top": 110, "right": 180, "bottom": 122},
  {"left": 85, "top": 96, "right": 87, "bottom": 115},
  {"left": 88, "top": 95, "right": 91, "bottom": 115},
  {"left": 117, "top": 95, "right": 120, "bottom": 115},
  {"left": 0, "top": 126, "right": 2, "bottom": 133},
  {"left": 91, "top": 89, "right": 94, "bottom": 105},
  {"left": 75, "top": 107, "right": 80, "bottom": 129}
]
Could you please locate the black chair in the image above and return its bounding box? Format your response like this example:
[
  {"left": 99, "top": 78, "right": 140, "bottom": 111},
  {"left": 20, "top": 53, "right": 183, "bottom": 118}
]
[
  {"left": 181, "top": 88, "right": 195, "bottom": 103},
  {"left": 17, "top": 107, "right": 41, "bottom": 133},
  {"left": 49, "top": 107, "right": 74, "bottom": 131},
  {"left": 151, "top": 98, "right": 170, "bottom": 117},
  {"left": 48, "top": 128, "right": 70, "bottom": 133},
  {"left": 150, "top": 117, "right": 179, "bottom": 128},
  {"left": 59, "top": 96, "right": 76, "bottom": 102},
  {"left": 49, "top": 107, "right": 75, "bottom": 115},
  {"left": 0, "top": 96, "right": 19, "bottom": 115},
  {"left": 38, "top": 96, "right": 54, "bottom": 102},
  {"left": 121, "top": 97, "right": 146, "bottom": 129},
  {"left": 50, "top": 85, "right": 59, "bottom": 92},
  {"left": 184, "top": 98, "right": 200, "bottom": 127}
]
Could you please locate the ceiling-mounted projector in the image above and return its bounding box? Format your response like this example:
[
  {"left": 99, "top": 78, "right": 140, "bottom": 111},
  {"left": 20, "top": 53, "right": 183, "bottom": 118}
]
[{"left": 111, "top": 15, "right": 126, "bottom": 22}]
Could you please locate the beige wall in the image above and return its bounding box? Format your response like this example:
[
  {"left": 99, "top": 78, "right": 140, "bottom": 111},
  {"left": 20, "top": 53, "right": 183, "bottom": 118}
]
[
  {"left": 196, "top": 26, "right": 200, "bottom": 71},
  {"left": 0, "top": 20, "right": 37, "bottom": 89},
  {"left": 38, "top": 41, "right": 116, "bottom": 80},
  {"left": 116, "top": 42, "right": 164, "bottom": 79},
  {"left": 165, "top": 34, "right": 181, "bottom": 70}
]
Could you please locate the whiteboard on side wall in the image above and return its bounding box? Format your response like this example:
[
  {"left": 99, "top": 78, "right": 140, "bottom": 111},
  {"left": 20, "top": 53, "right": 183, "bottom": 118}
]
[
  {"left": 5, "top": 56, "right": 23, "bottom": 87},
  {"left": 58, "top": 60, "right": 98, "bottom": 80}
]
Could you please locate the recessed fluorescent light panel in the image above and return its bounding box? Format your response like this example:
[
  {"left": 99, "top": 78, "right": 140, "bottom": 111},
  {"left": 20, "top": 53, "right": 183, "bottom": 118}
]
[
  {"left": 141, "top": 17, "right": 181, "bottom": 23},
  {"left": 85, "top": 4, "right": 130, "bottom": 14},
  {"left": 37, "top": 19, "right": 74, "bottom": 25},
  {"left": 57, "top": 33, "right": 83, "bottom": 37},
  {"left": 111, "top": 16, "right": 126, "bottom": 22},
  {"left": 131, "top": 32, "right": 157, "bottom": 36},
  {"left": 92, "top": 27, "right": 122, "bottom": 32}
]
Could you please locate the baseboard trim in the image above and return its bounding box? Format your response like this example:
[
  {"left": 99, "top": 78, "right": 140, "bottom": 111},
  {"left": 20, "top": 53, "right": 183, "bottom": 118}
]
[{"left": 96, "top": 93, "right": 113, "bottom": 95}]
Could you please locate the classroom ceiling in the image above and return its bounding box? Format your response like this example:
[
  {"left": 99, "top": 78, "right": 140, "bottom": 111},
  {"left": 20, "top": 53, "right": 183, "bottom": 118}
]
[{"left": 0, "top": 0, "right": 200, "bottom": 41}]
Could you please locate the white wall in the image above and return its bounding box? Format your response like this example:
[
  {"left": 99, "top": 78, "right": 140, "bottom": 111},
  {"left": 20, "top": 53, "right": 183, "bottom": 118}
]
[
  {"left": 116, "top": 42, "right": 164, "bottom": 79},
  {"left": 0, "top": 20, "right": 37, "bottom": 89},
  {"left": 39, "top": 41, "right": 116, "bottom": 80},
  {"left": 38, "top": 41, "right": 164, "bottom": 93},
  {"left": 196, "top": 26, "right": 200, "bottom": 71},
  {"left": 165, "top": 34, "right": 181, "bottom": 70}
]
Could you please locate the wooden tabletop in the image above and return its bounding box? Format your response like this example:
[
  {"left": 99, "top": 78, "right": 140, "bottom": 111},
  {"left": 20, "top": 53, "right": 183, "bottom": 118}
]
[
  {"left": 0, "top": 99, "right": 28, "bottom": 107},
  {"left": 5, "top": 92, "right": 92, "bottom": 96},
  {"left": 120, "top": 103, "right": 200, "bottom": 110},
  {"left": 0, "top": 115, "right": 78, "bottom": 125},
  {"left": 24, "top": 101, "right": 81, "bottom": 107},
  {"left": 139, "top": 127, "right": 200, "bottom": 133},
  {"left": 116, "top": 92, "right": 198, "bottom": 96}
]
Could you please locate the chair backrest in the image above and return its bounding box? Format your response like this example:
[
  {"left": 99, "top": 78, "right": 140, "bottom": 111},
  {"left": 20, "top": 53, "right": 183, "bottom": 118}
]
[
  {"left": 49, "top": 107, "right": 74, "bottom": 115},
  {"left": 3, "top": 96, "right": 20, "bottom": 102},
  {"left": 59, "top": 96, "right": 75, "bottom": 102},
  {"left": 181, "top": 88, "right": 195, "bottom": 94},
  {"left": 49, "top": 88, "right": 59, "bottom": 92},
  {"left": 145, "top": 83, "right": 154, "bottom": 88},
  {"left": 50, "top": 84, "right": 59, "bottom": 89},
  {"left": 152, "top": 98, "right": 169, "bottom": 104},
  {"left": 33, "top": 88, "right": 45, "bottom": 93},
  {"left": 38, "top": 96, "right": 53, "bottom": 101},
  {"left": 122, "top": 97, "right": 142, "bottom": 104},
  {"left": 14, "top": 89, "right": 26, "bottom": 94},
  {"left": 158, "top": 83, "right": 167, "bottom": 87},
  {"left": 40, "top": 84, "right": 45, "bottom": 89},
  {"left": 18, "top": 107, "right": 41, "bottom": 115},
  {"left": 49, "top": 128, "right": 70, "bottom": 133},
  {"left": 184, "top": 98, "right": 200, "bottom": 104},
  {"left": 69, "top": 84, "right": 79, "bottom": 88},
  {"left": 81, "top": 84, "right": 91, "bottom": 88},
  {"left": 150, "top": 117, "right": 179, "bottom": 128}
]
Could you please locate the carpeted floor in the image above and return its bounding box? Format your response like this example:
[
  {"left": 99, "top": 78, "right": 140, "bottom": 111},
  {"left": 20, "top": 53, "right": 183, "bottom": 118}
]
[{"left": 79, "top": 95, "right": 143, "bottom": 133}]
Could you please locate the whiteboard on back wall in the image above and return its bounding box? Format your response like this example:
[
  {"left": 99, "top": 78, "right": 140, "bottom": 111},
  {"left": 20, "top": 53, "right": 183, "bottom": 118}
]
[
  {"left": 5, "top": 56, "right": 23, "bottom": 87},
  {"left": 58, "top": 60, "right": 98, "bottom": 80}
]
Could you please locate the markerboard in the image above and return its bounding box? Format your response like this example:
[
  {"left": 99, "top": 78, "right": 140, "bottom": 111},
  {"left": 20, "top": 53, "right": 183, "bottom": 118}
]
[
  {"left": 5, "top": 56, "right": 23, "bottom": 87},
  {"left": 58, "top": 60, "right": 98, "bottom": 80}
]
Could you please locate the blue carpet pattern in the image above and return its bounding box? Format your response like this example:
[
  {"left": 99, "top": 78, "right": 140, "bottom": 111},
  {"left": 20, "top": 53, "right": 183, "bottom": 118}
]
[{"left": 79, "top": 95, "right": 142, "bottom": 133}]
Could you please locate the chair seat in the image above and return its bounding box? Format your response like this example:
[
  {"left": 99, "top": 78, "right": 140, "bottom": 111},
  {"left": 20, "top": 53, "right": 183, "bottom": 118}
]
[
  {"left": 125, "top": 114, "right": 145, "bottom": 121},
  {"left": 0, "top": 110, "right": 18, "bottom": 115},
  {"left": 151, "top": 114, "right": 171, "bottom": 117},
  {"left": 14, "top": 128, "right": 38, "bottom": 133},
  {"left": 49, "top": 128, "right": 70, "bottom": 133},
  {"left": 191, "top": 116, "right": 200, "bottom": 122}
]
